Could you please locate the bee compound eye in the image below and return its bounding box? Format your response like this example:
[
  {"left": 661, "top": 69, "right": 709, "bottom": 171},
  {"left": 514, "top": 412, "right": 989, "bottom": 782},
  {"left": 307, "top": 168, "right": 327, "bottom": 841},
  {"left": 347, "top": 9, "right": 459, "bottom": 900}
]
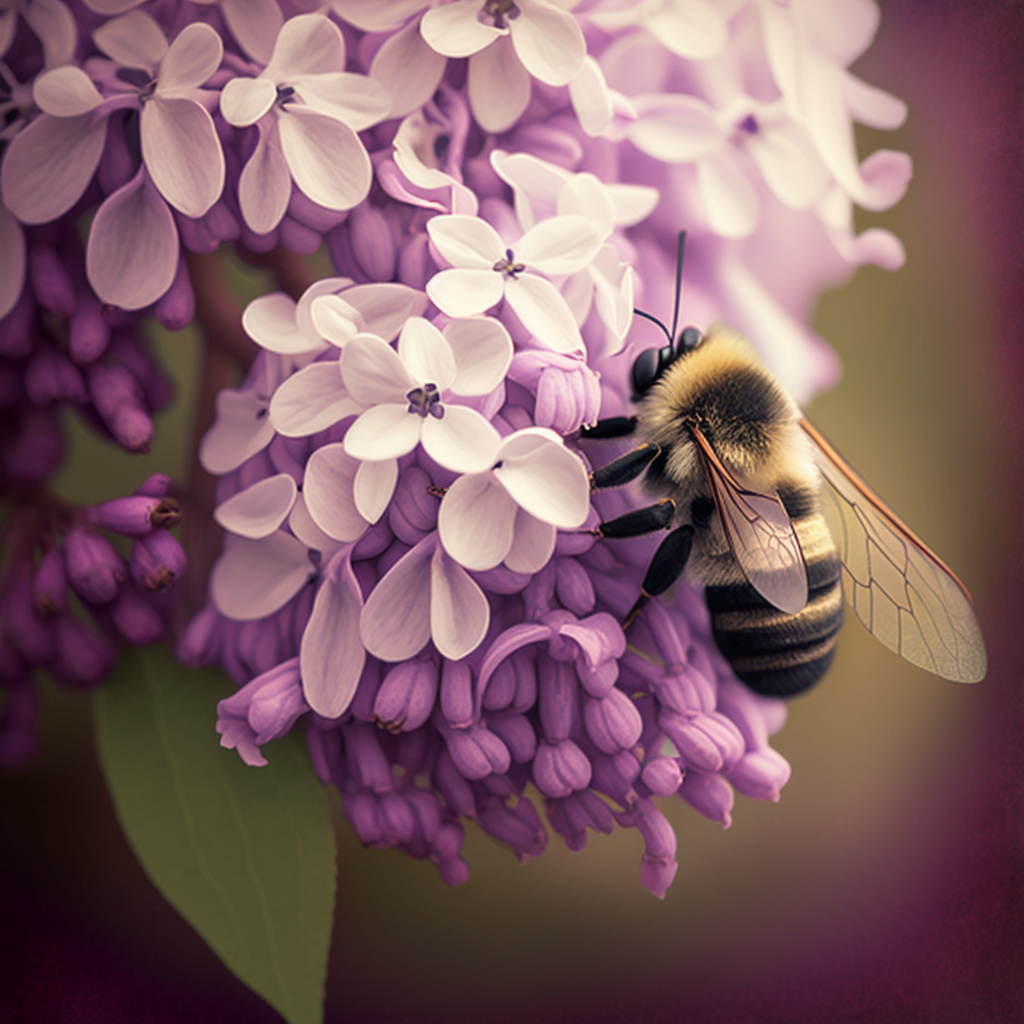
[{"left": 631, "top": 347, "right": 661, "bottom": 397}]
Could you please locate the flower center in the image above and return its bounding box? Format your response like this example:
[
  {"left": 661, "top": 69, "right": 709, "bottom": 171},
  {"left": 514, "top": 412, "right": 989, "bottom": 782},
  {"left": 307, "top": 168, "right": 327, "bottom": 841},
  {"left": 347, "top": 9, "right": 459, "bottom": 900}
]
[
  {"left": 276, "top": 85, "right": 296, "bottom": 107},
  {"left": 737, "top": 113, "right": 759, "bottom": 134},
  {"left": 406, "top": 383, "right": 444, "bottom": 419},
  {"left": 481, "top": 0, "right": 520, "bottom": 30},
  {"left": 492, "top": 248, "right": 525, "bottom": 278}
]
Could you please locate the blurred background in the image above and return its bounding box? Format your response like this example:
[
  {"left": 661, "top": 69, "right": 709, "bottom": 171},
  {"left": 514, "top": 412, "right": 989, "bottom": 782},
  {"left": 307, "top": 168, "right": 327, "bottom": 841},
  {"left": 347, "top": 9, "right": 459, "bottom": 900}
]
[{"left": 2, "top": 1, "right": 1022, "bottom": 1022}]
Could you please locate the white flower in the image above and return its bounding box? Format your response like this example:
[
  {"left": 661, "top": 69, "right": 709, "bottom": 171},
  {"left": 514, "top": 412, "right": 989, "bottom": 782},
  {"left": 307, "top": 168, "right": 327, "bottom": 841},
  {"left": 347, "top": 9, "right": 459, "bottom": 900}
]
[
  {"left": 426, "top": 213, "right": 602, "bottom": 353},
  {"left": 438, "top": 427, "right": 589, "bottom": 573},
  {"left": 0, "top": 0, "right": 77, "bottom": 68},
  {"left": 588, "top": 0, "right": 727, "bottom": 61},
  {"left": 220, "top": 14, "right": 391, "bottom": 233}
]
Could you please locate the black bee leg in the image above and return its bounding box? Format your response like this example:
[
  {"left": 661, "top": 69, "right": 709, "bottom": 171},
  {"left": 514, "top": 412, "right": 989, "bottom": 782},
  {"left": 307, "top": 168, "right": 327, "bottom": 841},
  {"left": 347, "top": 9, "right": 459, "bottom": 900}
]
[
  {"left": 589, "top": 443, "right": 661, "bottom": 490},
  {"left": 623, "top": 524, "right": 695, "bottom": 629},
  {"left": 580, "top": 416, "right": 638, "bottom": 439},
  {"left": 592, "top": 498, "right": 676, "bottom": 538}
]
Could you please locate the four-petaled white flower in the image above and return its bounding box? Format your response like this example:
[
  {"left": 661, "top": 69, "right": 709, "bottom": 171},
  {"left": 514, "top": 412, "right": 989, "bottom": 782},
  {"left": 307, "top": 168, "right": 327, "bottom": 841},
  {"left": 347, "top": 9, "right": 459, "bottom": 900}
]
[
  {"left": 438, "top": 427, "right": 590, "bottom": 573},
  {"left": 220, "top": 14, "right": 391, "bottom": 233},
  {"left": 426, "top": 213, "right": 602, "bottom": 354}
]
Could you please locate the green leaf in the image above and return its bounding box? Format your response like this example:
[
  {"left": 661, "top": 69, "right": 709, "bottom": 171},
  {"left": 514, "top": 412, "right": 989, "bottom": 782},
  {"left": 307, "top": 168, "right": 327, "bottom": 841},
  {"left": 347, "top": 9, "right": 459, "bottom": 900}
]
[{"left": 93, "top": 645, "right": 336, "bottom": 1024}]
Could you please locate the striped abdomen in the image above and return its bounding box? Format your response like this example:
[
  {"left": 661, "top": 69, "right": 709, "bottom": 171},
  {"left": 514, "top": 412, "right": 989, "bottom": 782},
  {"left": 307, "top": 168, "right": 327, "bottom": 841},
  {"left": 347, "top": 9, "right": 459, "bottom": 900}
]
[{"left": 705, "top": 513, "right": 843, "bottom": 697}]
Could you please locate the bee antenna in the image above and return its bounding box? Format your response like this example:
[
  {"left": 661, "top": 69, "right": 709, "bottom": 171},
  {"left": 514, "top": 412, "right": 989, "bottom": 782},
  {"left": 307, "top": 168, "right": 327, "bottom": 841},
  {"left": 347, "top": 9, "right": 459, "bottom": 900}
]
[
  {"left": 669, "top": 230, "right": 687, "bottom": 343},
  {"left": 633, "top": 308, "right": 673, "bottom": 345}
]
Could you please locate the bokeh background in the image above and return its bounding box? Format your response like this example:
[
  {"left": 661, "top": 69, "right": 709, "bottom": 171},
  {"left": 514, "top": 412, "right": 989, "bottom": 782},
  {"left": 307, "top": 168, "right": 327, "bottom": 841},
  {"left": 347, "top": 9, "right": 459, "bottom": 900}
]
[{"left": 2, "top": 1, "right": 1022, "bottom": 1021}]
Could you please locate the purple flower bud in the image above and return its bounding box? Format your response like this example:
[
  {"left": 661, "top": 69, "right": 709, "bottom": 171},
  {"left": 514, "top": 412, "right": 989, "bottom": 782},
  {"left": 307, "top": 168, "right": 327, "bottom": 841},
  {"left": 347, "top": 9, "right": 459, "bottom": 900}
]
[
  {"left": 509, "top": 350, "right": 601, "bottom": 435},
  {"left": 486, "top": 711, "right": 536, "bottom": 763},
  {"left": 348, "top": 203, "right": 397, "bottom": 282},
  {"left": 533, "top": 737, "right": 592, "bottom": 798},
  {"left": 279, "top": 217, "right": 322, "bottom": 255},
  {"left": 306, "top": 721, "right": 343, "bottom": 785},
  {"left": 538, "top": 657, "right": 578, "bottom": 741},
  {"left": 287, "top": 192, "right": 347, "bottom": 234},
  {"left": 440, "top": 658, "right": 474, "bottom": 727},
  {"left": 29, "top": 245, "right": 76, "bottom": 318},
  {"left": 555, "top": 558, "right": 595, "bottom": 615},
  {"left": 549, "top": 611, "right": 625, "bottom": 698},
  {"left": 88, "top": 495, "right": 181, "bottom": 536},
  {"left": 397, "top": 231, "right": 433, "bottom": 289},
  {"left": 107, "top": 584, "right": 164, "bottom": 645},
  {"left": 97, "top": 116, "right": 135, "bottom": 195},
  {"left": 25, "top": 345, "right": 87, "bottom": 405},
  {"left": 349, "top": 657, "right": 383, "bottom": 723},
  {"left": 345, "top": 790, "right": 387, "bottom": 846},
  {"left": 374, "top": 657, "right": 438, "bottom": 733},
  {"left": 641, "top": 756, "right": 683, "bottom": 796},
  {"left": 590, "top": 749, "right": 640, "bottom": 807},
  {"left": 404, "top": 787, "right": 442, "bottom": 849},
  {"left": 87, "top": 362, "right": 154, "bottom": 452},
  {"left": 388, "top": 466, "right": 439, "bottom": 544},
  {"left": 135, "top": 474, "right": 172, "bottom": 498},
  {"left": 4, "top": 407, "right": 64, "bottom": 483},
  {"left": 726, "top": 748, "right": 792, "bottom": 802},
  {"left": 109, "top": 334, "right": 173, "bottom": 412},
  {"left": 69, "top": 293, "right": 111, "bottom": 364},
  {"left": 659, "top": 709, "right": 745, "bottom": 773},
  {"left": 432, "top": 749, "right": 477, "bottom": 817},
  {"left": 343, "top": 722, "right": 394, "bottom": 793},
  {"left": 679, "top": 770, "right": 734, "bottom": 827},
  {"left": 0, "top": 677, "right": 40, "bottom": 770},
  {"left": 434, "top": 714, "right": 511, "bottom": 780},
  {"left": 620, "top": 799, "right": 678, "bottom": 899},
  {"left": 434, "top": 824, "right": 470, "bottom": 886},
  {"left": 0, "top": 289, "right": 34, "bottom": 359},
  {"left": 129, "top": 529, "right": 186, "bottom": 591},
  {"left": 547, "top": 791, "right": 615, "bottom": 852},
  {"left": 583, "top": 688, "right": 643, "bottom": 754},
  {"left": 32, "top": 548, "right": 67, "bottom": 617},
  {"left": 216, "top": 657, "right": 309, "bottom": 767},
  {"left": 154, "top": 258, "right": 196, "bottom": 331},
  {"left": 177, "top": 604, "right": 223, "bottom": 666},
  {"left": 237, "top": 619, "right": 290, "bottom": 683},
  {"left": 64, "top": 527, "right": 126, "bottom": 604},
  {"left": 3, "top": 571, "right": 54, "bottom": 666},
  {"left": 476, "top": 793, "right": 547, "bottom": 863},
  {"left": 50, "top": 613, "right": 116, "bottom": 688}
]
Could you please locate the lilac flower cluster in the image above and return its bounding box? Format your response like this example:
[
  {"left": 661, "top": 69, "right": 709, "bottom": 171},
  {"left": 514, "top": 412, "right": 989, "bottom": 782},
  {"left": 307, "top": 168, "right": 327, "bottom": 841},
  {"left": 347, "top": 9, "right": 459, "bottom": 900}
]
[{"left": 0, "top": 0, "right": 909, "bottom": 891}]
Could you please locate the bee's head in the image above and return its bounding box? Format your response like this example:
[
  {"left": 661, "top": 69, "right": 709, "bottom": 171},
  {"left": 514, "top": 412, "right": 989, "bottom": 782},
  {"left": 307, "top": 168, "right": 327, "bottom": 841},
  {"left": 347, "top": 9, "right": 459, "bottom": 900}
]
[{"left": 631, "top": 326, "right": 703, "bottom": 400}]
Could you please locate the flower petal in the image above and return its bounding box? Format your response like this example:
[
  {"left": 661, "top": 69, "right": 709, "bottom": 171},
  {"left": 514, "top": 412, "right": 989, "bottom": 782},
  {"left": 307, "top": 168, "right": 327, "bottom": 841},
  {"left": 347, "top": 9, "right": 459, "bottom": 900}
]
[
  {"left": 426, "top": 268, "right": 504, "bottom": 317},
  {"left": 269, "top": 361, "right": 359, "bottom": 437},
  {"left": 427, "top": 213, "right": 504, "bottom": 269},
  {"left": 360, "top": 536, "right": 434, "bottom": 661},
  {"left": 397, "top": 317, "right": 457, "bottom": 392},
  {"left": 0, "top": 207, "right": 25, "bottom": 320},
  {"left": 443, "top": 317, "right": 513, "bottom": 396},
  {"left": 21, "top": 0, "right": 77, "bottom": 68},
  {"left": 509, "top": 0, "right": 585, "bottom": 86},
  {"left": 93, "top": 10, "right": 167, "bottom": 70},
  {"left": 142, "top": 96, "right": 224, "bottom": 217},
  {"left": 238, "top": 122, "right": 292, "bottom": 234},
  {"left": 516, "top": 214, "right": 602, "bottom": 275},
  {"left": 158, "top": 21, "right": 223, "bottom": 94},
  {"left": 420, "top": 0, "right": 504, "bottom": 58},
  {"left": 293, "top": 72, "right": 392, "bottom": 131},
  {"left": 220, "top": 76, "right": 277, "bottom": 127},
  {"left": 303, "top": 443, "right": 369, "bottom": 542},
  {"left": 697, "top": 151, "right": 759, "bottom": 239},
  {"left": 648, "top": 0, "right": 727, "bottom": 60},
  {"left": 430, "top": 546, "right": 490, "bottom": 660},
  {"left": 504, "top": 508, "right": 555, "bottom": 573},
  {"left": 627, "top": 96, "right": 723, "bottom": 163},
  {"left": 421, "top": 405, "right": 501, "bottom": 473},
  {"left": 504, "top": 274, "right": 584, "bottom": 354},
  {"left": 354, "top": 458, "right": 398, "bottom": 524},
  {"left": 569, "top": 56, "right": 613, "bottom": 137},
  {"left": 494, "top": 431, "right": 590, "bottom": 527},
  {"left": 747, "top": 121, "right": 829, "bottom": 210},
  {"left": 214, "top": 473, "right": 298, "bottom": 539},
  {"left": 219, "top": 0, "right": 283, "bottom": 64},
  {"left": 340, "top": 332, "right": 414, "bottom": 405},
  {"left": 265, "top": 13, "right": 344, "bottom": 80},
  {"left": 467, "top": 37, "right": 531, "bottom": 134},
  {"left": 288, "top": 493, "right": 343, "bottom": 552},
  {"left": 86, "top": 172, "right": 179, "bottom": 309},
  {"left": 344, "top": 283, "right": 427, "bottom": 341},
  {"left": 438, "top": 472, "right": 516, "bottom": 571},
  {"left": 210, "top": 533, "right": 311, "bottom": 621},
  {"left": 243, "top": 292, "right": 315, "bottom": 354},
  {"left": 343, "top": 404, "right": 422, "bottom": 462},
  {"left": 199, "top": 388, "right": 275, "bottom": 474},
  {"left": 33, "top": 66, "right": 103, "bottom": 116},
  {"left": 370, "top": 19, "right": 447, "bottom": 120},
  {"left": 278, "top": 107, "right": 372, "bottom": 211},
  {"left": 301, "top": 550, "right": 365, "bottom": 717}
]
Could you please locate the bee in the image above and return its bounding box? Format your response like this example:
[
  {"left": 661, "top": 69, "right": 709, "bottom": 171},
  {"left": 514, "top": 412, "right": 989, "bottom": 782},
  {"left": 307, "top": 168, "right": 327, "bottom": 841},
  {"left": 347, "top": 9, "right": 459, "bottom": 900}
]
[{"left": 582, "top": 236, "right": 987, "bottom": 696}]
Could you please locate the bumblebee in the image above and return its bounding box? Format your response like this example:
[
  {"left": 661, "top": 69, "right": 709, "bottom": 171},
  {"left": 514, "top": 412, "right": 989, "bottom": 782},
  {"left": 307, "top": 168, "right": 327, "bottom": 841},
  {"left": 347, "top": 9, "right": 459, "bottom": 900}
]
[{"left": 583, "top": 241, "right": 987, "bottom": 696}]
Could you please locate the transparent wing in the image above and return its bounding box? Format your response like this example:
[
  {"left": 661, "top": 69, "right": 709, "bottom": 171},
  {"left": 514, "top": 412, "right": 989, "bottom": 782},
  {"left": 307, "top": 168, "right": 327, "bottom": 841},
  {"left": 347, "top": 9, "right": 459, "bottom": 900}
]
[
  {"left": 691, "top": 425, "right": 808, "bottom": 615},
  {"left": 800, "top": 418, "right": 986, "bottom": 683}
]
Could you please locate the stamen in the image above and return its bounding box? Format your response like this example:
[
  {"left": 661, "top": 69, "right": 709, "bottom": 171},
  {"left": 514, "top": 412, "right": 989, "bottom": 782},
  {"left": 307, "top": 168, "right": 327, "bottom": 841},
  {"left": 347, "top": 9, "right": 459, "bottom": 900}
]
[
  {"left": 276, "top": 85, "right": 296, "bottom": 106},
  {"left": 481, "top": 0, "right": 520, "bottom": 30},
  {"left": 492, "top": 248, "right": 526, "bottom": 278},
  {"left": 406, "top": 383, "right": 444, "bottom": 419},
  {"left": 737, "top": 114, "right": 759, "bottom": 134}
]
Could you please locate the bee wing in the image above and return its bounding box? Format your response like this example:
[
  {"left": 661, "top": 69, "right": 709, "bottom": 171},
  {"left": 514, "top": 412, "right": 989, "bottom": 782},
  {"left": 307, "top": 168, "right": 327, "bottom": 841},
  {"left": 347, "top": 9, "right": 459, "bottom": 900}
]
[
  {"left": 690, "top": 425, "right": 808, "bottom": 615},
  {"left": 800, "top": 418, "right": 986, "bottom": 683}
]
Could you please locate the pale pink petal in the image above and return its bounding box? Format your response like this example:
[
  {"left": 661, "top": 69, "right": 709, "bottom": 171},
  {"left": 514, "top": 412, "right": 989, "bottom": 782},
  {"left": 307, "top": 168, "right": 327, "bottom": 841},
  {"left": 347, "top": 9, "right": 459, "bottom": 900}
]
[
  {"left": 504, "top": 508, "right": 555, "bottom": 574},
  {"left": 438, "top": 473, "right": 516, "bottom": 571},
  {"left": 370, "top": 19, "right": 446, "bottom": 120},
  {"left": 648, "top": 0, "right": 727, "bottom": 60},
  {"left": 22, "top": 0, "right": 77, "bottom": 68},
  {"left": 278, "top": 108, "right": 372, "bottom": 211},
  {"left": 86, "top": 173, "right": 179, "bottom": 309},
  {"left": 494, "top": 432, "right": 590, "bottom": 528},
  {"left": 1, "top": 114, "right": 106, "bottom": 224},
  {"left": 220, "top": 0, "right": 283, "bottom": 64},
  {"left": 81, "top": 0, "right": 144, "bottom": 12},
  {"left": 220, "top": 76, "right": 277, "bottom": 127},
  {"left": 696, "top": 152, "right": 759, "bottom": 239},
  {"left": 568, "top": 56, "right": 612, "bottom": 137},
  {"left": 490, "top": 149, "right": 566, "bottom": 228},
  {"left": 142, "top": 96, "right": 225, "bottom": 217},
  {"left": 606, "top": 183, "right": 661, "bottom": 226},
  {"left": 269, "top": 361, "right": 359, "bottom": 437},
  {"left": 345, "top": 283, "right": 428, "bottom": 341},
  {"left": 855, "top": 149, "right": 913, "bottom": 212},
  {"left": 301, "top": 550, "right": 365, "bottom": 717},
  {"left": 443, "top": 317, "right": 513, "bottom": 396},
  {"left": 210, "top": 533, "right": 311, "bottom": 621},
  {"left": 199, "top": 388, "right": 275, "bottom": 474},
  {"left": 354, "top": 459, "right": 398, "bottom": 524},
  {"left": 747, "top": 121, "right": 829, "bottom": 210},
  {"left": 292, "top": 72, "right": 391, "bottom": 131},
  {"left": 627, "top": 96, "right": 723, "bottom": 162},
  {"left": 214, "top": 473, "right": 298, "bottom": 539},
  {"left": 554, "top": 175, "right": 616, "bottom": 240},
  {"left": 509, "top": 0, "right": 584, "bottom": 85},
  {"left": 504, "top": 274, "right": 583, "bottom": 354},
  {"left": 330, "top": 0, "right": 427, "bottom": 33},
  {"left": 360, "top": 537, "right": 434, "bottom": 660},
  {"left": 426, "top": 268, "right": 504, "bottom": 317},
  {"left": 467, "top": 38, "right": 530, "bottom": 134},
  {"left": 430, "top": 546, "right": 490, "bottom": 660},
  {"left": 93, "top": 10, "right": 167, "bottom": 71},
  {"left": 397, "top": 317, "right": 457, "bottom": 392},
  {"left": 288, "top": 493, "right": 343, "bottom": 552},
  {"left": 304, "top": 443, "right": 369, "bottom": 542},
  {"left": 843, "top": 72, "right": 907, "bottom": 131},
  {"left": 516, "top": 215, "right": 602, "bottom": 275},
  {"left": 0, "top": 205, "right": 26, "bottom": 320},
  {"left": 427, "top": 213, "right": 503, "bottom": 268},
  {"left": 33, "top": 66, "right": 103, "bottom": 116},
  {"left": 590, "top": 248, "right": 634, "bottom": 344},
  {"left": 343, "top": 404, "right": 422, "bottom": 462},
  {"left": 158, "top": 22, "right": 223, "bottom": 94},
  {"left": 238, "top": 123, "right": 291, "bottom": 234},
  {"left": 295, "top": 277, "right": 354, "bottom": 340},
  {"left": 340, "top": 332, "right": 414, "bottom": 405},
  {"left": 420, "top": 0, "right": 503, "bottom": 58},
  {"left": 266, "top": 14, "right": 344, "bottom": 80},
  {"left": 243, "top": 293, "right": 316, "bottom": 354},
  {"left": 310, "top": 295, "right": 360, "bottom": 348},
  {"left": 421, "top": 406, "right": 501, "bottom": 473}
]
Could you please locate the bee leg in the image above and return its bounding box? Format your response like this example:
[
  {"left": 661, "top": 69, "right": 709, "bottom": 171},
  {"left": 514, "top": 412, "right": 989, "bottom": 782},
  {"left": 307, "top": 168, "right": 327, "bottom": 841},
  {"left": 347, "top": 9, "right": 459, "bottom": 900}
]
[
  {"left": 580, "top": 416, "right": 638, "bottom": 439},
  {"left": 623, "top": 524, "right": 695, "bottom": 629},
  {"left": 592, "top": 498, "right": 676, "bottom": 538},
  {"left": 589, "top": 443, "right": 661, "bottom": 490}
]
